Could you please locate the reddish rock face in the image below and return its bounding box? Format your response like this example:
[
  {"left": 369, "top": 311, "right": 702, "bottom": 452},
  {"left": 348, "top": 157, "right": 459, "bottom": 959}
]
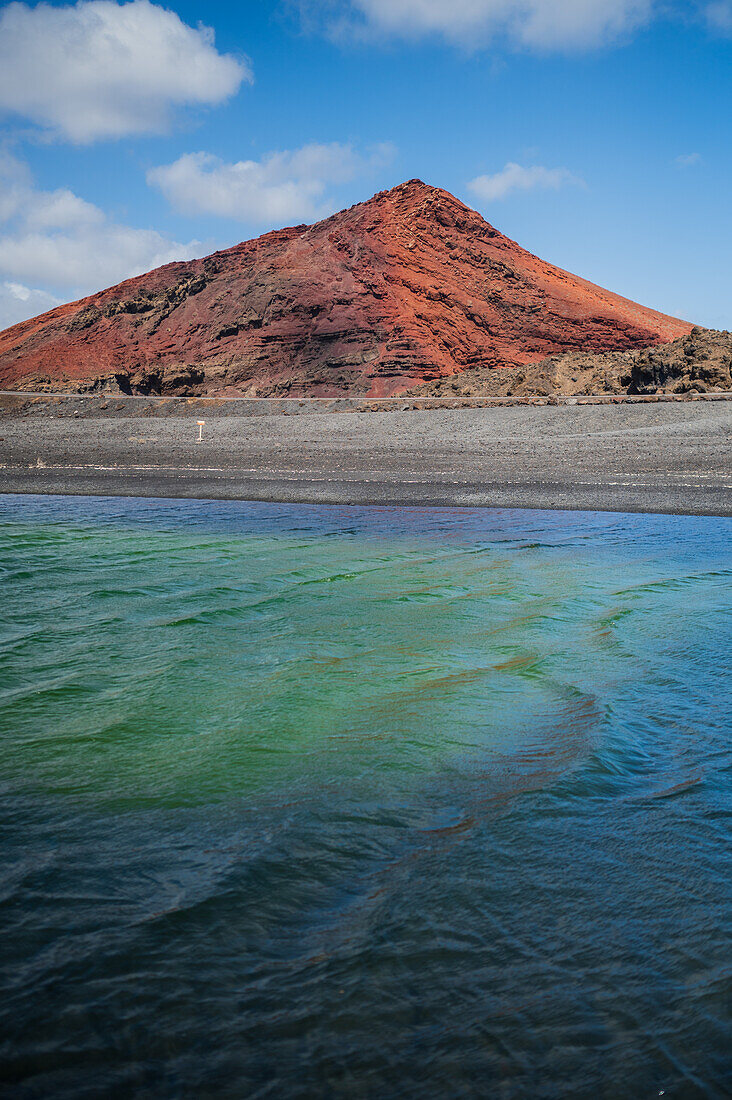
[{"left": 0, "top": 179, "right": 692, "bottom": 396}]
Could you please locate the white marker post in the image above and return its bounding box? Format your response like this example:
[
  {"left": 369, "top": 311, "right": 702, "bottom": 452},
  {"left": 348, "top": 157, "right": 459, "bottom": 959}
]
[{"left": 196, "top": 420, "right": 205, "bottom": 443}]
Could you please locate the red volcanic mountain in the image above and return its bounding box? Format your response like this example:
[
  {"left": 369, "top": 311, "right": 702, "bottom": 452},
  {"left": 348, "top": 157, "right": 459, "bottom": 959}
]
[{"left": 0, "top": 180, "right": 692, "bottom": 397}]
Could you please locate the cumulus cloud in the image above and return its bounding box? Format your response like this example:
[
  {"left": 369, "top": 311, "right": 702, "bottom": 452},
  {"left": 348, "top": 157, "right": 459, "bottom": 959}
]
[
  {"left": 312, "top": 0, "right": 655, "bottom": 50},
  {"left": 0, "top": 281, "right": 63, "bottom": 328},
  {"left": 468, "top": 162, "right": 583, "bottom": 200},
  {"left": 0, "top": 0, "right": 249, "bottom": 142},
  {"left": 148, "top": 142, "right": 396, "bottom": 224},
  {"left": 0, "top": 152, "right": 201, "bottom": 327}
]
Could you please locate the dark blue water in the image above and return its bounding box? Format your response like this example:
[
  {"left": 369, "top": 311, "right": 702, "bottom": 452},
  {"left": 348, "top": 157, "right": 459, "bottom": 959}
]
[{"left": 1, "top": 495, "right": 730, "bottom": 1098}]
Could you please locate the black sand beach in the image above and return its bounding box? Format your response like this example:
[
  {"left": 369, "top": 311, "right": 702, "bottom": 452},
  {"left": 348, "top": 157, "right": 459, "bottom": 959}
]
[{"left": 1, "top": 395, "right": 730, "bottom": 515}]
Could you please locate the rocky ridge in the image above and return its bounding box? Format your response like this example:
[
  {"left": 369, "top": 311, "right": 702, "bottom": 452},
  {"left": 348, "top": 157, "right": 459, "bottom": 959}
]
[{"left": 405, "top": 327, "right": 732, "bottom": 398}]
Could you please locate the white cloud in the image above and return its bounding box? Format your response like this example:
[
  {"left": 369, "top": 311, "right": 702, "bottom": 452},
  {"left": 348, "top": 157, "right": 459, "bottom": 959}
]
[
  {"left": 148, "top": 142, "right": 396, "bottom": 224},
  {"left": 468, "top": 162, "right": 583, "bottom": 200},
  {"left": 0, "top": 0, "right": 249, "bottom": 143},
  {"left": 0, "top": 225, "right": 198, "bottom": 290},
  {"left": 0, "top": 152, "right": 201, "bottom": 326},
  {"left": 0, "top": 281, "right": 63, "bottom": 328},
  {"left": 318, "top": 0, "right": 655, "bottom": 50},
  {"left": 675, "top": 152, "right": 701, "bottom": 167},
  {"left": 706, "top": 1, "right": 732, "bottom": 32}
]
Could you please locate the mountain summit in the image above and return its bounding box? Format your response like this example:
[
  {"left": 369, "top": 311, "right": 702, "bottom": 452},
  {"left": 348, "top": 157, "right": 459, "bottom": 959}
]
[{"left": 0, "top": 180, "right": 692, "bottom": 396}]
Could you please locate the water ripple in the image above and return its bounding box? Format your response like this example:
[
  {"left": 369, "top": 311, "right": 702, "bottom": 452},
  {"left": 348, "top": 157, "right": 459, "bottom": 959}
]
[{"left": 0, "top": 496, "right": 730, "bottom": 1099}]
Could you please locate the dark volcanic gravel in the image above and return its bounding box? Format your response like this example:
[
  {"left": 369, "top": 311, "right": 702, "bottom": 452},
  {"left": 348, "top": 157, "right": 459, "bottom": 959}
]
[{"left": 0, "top": 399, "right": 730, "bottom": 516}]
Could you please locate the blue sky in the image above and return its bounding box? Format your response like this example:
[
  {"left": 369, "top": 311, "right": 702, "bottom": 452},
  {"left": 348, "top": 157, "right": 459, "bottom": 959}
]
[{"left": 0, "top": 0, "right": 730, "bottom": 329}]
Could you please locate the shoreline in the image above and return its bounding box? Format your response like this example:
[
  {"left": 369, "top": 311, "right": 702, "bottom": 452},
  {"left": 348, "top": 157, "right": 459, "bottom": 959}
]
[
  {"left": 2, "top": 483, "right": 730, "bottom": 519},
  {"left": 1, "top": 399, "right": 730, "bottom": 517}
]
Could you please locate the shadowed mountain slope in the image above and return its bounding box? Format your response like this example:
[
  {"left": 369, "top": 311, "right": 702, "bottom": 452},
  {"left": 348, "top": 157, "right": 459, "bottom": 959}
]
[{"left": 0, "top": 179, "right": 692, "bottom": 396}]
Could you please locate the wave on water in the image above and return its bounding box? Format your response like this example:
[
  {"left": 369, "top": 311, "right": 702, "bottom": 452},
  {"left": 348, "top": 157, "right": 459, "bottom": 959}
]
[{"left": 0, "top": 496, "right": 730, "bottom": 1098}]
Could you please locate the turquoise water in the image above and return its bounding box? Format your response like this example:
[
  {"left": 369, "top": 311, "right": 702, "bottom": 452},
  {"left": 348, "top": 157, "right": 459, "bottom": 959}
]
[{"left": 0, "top": 495, "right": 730, "bottom": 1098}]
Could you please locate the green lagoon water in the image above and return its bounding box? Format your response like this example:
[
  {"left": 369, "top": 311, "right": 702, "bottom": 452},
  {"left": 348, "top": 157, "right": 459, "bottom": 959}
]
[{"left": 0, "top": 495, "right": 730, "bottom": 1097}]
